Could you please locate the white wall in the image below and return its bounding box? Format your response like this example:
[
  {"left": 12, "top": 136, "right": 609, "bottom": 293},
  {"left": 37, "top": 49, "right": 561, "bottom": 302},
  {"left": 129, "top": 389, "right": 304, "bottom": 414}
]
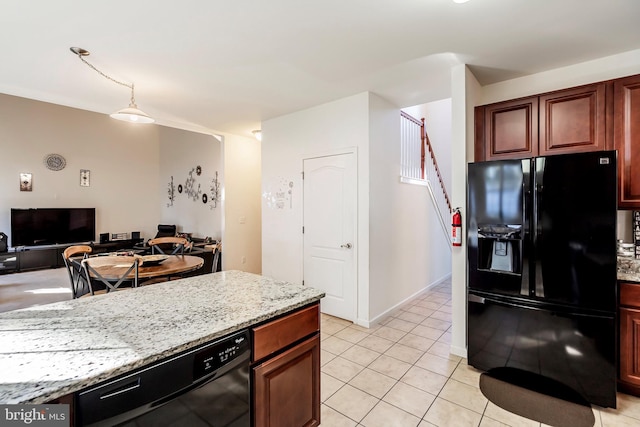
[
  {"left": 262, "top": 91, "right": 451, "bottom": 325},
  {"left": 0, "top": 93, "right": 230, "bottom": 249},
  {"left": 222, "top": 133, "right": 262, "bottom": 273},
  {"left": 261, "top": 92, "right": 370, "bottom": 288},
  {"left": 401, "top": 98, "right": 453, "bottom": 194},
  {"left": 0, "top": 93, "right": 160, "bottom": 244},
  {"left": 158, "top": 127, "right": 222, "bottom": 240},
  {"left": 368, "top": 94, "right": 451, "bottom": 323}
]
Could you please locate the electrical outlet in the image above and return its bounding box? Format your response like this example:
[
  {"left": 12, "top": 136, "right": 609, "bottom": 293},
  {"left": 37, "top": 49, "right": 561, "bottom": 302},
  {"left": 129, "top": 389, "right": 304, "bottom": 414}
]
[{"left": 241, "top": 256, "right": 246, "bottom": 264}]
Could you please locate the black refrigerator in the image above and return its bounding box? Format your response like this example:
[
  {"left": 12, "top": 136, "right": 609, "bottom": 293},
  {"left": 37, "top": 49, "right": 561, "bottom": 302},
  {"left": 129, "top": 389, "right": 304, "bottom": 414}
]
[{"left": 467, "top": 150, "right": 617, "bottom": 408}]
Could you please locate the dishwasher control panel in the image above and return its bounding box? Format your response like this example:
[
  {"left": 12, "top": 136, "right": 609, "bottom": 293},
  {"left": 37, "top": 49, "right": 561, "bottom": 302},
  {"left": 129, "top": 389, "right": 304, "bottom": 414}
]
[{"left": 193, "top": 330, "right": 250, "bottom": 380}]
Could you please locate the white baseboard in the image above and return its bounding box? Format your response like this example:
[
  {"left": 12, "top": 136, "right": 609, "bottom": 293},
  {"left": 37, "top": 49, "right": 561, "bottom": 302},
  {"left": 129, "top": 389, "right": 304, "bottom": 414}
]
[
  {"left": 365, "top": 272, "right": 453, "bottom": 328},
  {"left": 450, "top": 344, "right": 467, "bottom": 359}
]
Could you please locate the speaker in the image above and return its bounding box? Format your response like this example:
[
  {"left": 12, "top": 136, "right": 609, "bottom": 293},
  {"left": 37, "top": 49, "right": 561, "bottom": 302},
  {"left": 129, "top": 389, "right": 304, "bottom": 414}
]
[
  {"left": 131, "top": 231, "right": 141, "bottom": 240},
  {"left": 99, "top": 233, "right": 110, "bottom": 244},
  {"left": 0, "top": 232, "right": 7, "bottom": 252}
]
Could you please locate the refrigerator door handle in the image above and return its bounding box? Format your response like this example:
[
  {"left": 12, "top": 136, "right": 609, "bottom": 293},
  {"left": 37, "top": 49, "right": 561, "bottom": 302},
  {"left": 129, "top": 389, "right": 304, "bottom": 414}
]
[{"left": 468, "top": 294, "right": 486, "bottom": 304}]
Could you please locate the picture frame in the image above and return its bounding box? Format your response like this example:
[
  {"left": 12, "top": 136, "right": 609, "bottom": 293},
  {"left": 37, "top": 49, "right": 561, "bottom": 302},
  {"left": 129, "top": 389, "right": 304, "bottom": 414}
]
[
  {"left": 20, "top": 173, "right": 32, "bottom": 191},
  {"left": 80, "top": 169, "right": 90, "bottom": 187}
]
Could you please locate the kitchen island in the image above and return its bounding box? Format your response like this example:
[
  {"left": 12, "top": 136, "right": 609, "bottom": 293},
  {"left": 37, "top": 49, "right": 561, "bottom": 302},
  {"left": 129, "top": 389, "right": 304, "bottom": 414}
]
[{"left": 0, "top": 270, "right": 324, "bottom": 413}]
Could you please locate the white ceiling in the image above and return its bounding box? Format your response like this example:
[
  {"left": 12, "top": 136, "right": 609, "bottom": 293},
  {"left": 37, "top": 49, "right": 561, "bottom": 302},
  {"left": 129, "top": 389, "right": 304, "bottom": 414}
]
[{"left": 1, "top": 0, "right": 639, "bottom": 138}]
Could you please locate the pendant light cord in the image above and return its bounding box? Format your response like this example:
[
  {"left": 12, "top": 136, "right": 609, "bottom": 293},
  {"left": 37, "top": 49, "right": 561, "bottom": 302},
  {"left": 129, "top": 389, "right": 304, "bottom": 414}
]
[{"left": 73, "top": 50, "right": 137, "bottom": 106}]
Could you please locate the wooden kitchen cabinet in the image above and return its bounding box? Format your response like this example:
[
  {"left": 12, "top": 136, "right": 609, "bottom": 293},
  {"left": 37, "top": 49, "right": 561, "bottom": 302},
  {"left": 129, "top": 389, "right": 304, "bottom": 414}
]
[
  {"left": 614, "top": 74, "right": 640, "bottom": 209},
  {"left": 477, "top": 97, "right": 538, "bottom": 161},
  {"left": 474, "top": 73, "right": 640, "bottom": 209},
  {"left": 475, "top": 82, "right": 608, "bottom": 162},
  {"left": 252, "top": 303, "right": 320, "bottom": 427},
  {"left": 619, "top": 282, "right": 640, "bottom": 396},
  {"left": 538, "top": 83, "right": 607, "bottom": 156}
]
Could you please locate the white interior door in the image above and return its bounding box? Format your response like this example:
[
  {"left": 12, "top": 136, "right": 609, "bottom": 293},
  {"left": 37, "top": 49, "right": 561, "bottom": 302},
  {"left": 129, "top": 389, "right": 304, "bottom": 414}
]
[{"left": 303, "top": 152, "right": 356, "bottom": 321}]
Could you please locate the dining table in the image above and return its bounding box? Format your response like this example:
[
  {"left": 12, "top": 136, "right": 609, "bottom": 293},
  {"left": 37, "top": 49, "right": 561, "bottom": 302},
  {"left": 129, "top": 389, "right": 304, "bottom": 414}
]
[{"left": 79, "top": 254, "right": 205, "bottom": 284}]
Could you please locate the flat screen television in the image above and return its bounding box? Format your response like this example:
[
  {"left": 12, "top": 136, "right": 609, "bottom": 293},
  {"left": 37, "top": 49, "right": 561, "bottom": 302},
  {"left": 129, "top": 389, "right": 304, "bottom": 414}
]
[{"left": 11, "top": 208, "right": 96, "bottom": 247}]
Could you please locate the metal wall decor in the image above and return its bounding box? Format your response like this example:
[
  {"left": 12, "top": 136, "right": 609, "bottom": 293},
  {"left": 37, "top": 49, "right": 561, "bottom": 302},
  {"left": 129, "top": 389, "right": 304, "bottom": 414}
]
[
  {"left": 209, "top": 171, "right": 220, "bottom": 209},
  {"left": 20, "top": 173, "right": 32, "bottom": 191},
  {"left": 183, "top": 167, "right": 202, "bottom": 202},
  {"left": 166, "top": 165, "right": 221, "bottom": 209},
  {"left": 44, "top": 153, "right": 66, "bottom": 171},
  {"left": 167, "top": 176, "right": 175, "bottom": 207}
]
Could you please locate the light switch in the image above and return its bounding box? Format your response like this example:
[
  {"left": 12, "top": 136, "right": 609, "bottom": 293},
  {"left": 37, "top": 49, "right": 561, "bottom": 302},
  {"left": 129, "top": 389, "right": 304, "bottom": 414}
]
[{"left": 239, "top": 216, "right": 246, "bottom": 224}]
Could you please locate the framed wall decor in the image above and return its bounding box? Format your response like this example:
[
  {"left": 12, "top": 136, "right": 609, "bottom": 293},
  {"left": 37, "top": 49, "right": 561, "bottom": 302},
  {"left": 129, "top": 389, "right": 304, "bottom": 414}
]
[
  {"left": 20, "top": 173, "right": 32, "bottom": 191},
  {"left": 80, "top": 169, "right": 91, "bottom": 187}
]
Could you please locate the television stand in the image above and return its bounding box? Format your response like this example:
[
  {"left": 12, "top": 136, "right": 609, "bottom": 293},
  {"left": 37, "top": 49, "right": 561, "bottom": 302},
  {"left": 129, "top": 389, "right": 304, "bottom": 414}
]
[{"left": 9, "top": 239, "right": 143, "bottom": 273}]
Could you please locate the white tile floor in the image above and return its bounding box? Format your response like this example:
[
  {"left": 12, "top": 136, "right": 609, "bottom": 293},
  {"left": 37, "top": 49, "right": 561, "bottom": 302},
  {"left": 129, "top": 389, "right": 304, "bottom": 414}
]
[{"left": 320, "top": 279, "right": 640, "bottom": 427}]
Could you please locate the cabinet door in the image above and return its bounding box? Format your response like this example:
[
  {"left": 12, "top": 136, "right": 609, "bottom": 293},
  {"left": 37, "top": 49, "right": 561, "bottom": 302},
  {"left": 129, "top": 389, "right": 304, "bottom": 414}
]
[
  {"left": 614, "top": 74, "right": 640, "bottom": 209},
  {"left": 19, "top": 249, "right": 58, "bottom": 270},
  {"left": 483, "top": 97, "right": 538, "bottom": 160},
  {"left": 253, "top": 335, "right": 320, "bottom": 427},
  {"left": 539, "top": 83, "right": 607, "bottom": 156},
  {"left": 620, "top": 306, "right": 640, "bottom": 387}
]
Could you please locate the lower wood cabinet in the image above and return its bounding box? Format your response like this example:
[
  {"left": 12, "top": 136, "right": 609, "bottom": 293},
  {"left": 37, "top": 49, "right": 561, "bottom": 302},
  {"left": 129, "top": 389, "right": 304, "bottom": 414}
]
[
  {"left": 619, "top": 282, "right": 640, "bottom": 395},
  {"left": 252, "top": 302, "right": 321, "bottom": 427},
  {"left": 253, "top": 335, "right": 320, "bottom": 427}
]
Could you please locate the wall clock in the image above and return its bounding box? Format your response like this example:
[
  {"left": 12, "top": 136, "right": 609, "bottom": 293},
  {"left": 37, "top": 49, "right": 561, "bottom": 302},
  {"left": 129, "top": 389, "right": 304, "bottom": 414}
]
[{"left": 44, "top": 153, "right": 66, "bottom": 171}]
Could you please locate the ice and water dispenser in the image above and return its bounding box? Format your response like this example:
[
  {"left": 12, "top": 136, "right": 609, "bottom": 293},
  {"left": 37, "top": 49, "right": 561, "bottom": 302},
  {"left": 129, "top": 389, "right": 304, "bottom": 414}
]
[{"left": 476, "top": 224, "right": 522, "bottom": 274}]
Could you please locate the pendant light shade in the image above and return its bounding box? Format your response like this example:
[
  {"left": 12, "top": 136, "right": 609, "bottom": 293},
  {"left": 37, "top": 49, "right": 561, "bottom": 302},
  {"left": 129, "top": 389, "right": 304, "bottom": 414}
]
[
  {"left": 110, "top": 104, "right": 155, "bottom": 123},
  {"left": 71, "top": 47, "right": 155, "bottom": 124}
]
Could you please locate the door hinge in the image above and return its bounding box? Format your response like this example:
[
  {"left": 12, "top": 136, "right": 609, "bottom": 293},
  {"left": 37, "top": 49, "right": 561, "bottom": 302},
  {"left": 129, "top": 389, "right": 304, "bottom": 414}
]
[
  {"left": 302, "top": 226, "right": 305, "bottom": 234},
  {"left": 302, "top": 280, "right": 305, "bottom": 286},
  {"left": 302, "top": 171, "right": 304, "bottom": 179}
]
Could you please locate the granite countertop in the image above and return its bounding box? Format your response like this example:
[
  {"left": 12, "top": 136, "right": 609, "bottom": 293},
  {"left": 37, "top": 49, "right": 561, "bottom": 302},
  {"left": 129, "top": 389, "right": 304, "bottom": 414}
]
[
  {"left": 0, "top": 270, "right": 324, "bottom": 404},
  {"left": 618, "top": 257, "right": 640, "bottom": 282}
]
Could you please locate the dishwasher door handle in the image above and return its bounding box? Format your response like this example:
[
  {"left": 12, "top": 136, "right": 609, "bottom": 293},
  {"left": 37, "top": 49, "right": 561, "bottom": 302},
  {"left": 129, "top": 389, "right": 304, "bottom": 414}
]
[{"left": 100, "top": 378, "right": 141, "bottom": 400}]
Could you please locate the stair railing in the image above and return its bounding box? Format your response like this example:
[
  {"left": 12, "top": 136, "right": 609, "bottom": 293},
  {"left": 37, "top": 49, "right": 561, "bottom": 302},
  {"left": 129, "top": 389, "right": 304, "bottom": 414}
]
[{"left": 400, "top": 111, "right": 452, "bottom": 244}]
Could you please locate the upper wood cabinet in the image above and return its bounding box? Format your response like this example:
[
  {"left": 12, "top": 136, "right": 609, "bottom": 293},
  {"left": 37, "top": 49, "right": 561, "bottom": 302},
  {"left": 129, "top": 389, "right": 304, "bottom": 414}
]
[
  {"left": 614, "top": 74, "right": 640, "bottom": 209},
  {"left": 480, "top": 97, "right": 538, "bottom": 160},
  {"left": 539, "top": 84, "right": 607, "bottom": 156},
  {"left": 475, "top": 82, "right": 609, "bottom": 162}
]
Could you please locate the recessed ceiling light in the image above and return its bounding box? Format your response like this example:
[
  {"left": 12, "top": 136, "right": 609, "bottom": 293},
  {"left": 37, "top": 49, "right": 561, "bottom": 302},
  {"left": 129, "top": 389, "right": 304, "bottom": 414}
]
[{"left": 453, "top": 0, "right": 471, "bottom": 3}]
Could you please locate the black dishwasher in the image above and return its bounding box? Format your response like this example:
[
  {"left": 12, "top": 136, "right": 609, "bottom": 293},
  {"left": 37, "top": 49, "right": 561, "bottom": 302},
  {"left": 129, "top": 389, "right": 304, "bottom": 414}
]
[{"left": 77, "top": 329, "right": 250, "bottom": 427}]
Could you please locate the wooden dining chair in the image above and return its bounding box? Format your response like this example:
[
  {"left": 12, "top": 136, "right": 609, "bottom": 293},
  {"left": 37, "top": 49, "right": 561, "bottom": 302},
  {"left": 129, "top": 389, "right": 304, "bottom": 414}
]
[
  {"left": 81, "top": 256, "right": 140, "bottom": 295},
  {"left": 62, "top": 245, "right": 93, "bottom": 298},
  {"left": 148, "top": 236, "right": 190, "bottom": 255}
]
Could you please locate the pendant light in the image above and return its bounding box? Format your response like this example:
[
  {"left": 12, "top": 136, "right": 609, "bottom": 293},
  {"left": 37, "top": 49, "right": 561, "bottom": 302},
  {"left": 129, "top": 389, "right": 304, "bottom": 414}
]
[{"left": 70, "top": 47, "right": 155, "bottom": 124}]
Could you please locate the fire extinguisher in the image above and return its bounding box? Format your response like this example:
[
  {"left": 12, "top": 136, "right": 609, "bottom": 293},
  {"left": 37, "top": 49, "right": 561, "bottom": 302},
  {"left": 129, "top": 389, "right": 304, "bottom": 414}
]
[{"left": 452, "top": 208, "right": 462, "bottom": 247}]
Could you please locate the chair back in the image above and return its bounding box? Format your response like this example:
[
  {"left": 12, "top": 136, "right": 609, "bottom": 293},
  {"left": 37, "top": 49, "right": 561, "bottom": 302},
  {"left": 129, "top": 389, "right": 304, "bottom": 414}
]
[
  {"left": 148, "top": 236, "right": 189, "bottom": 255},
  {"left": 62, "top": 245, "right": 93, "bottom": 298},
  {"left": 81, "top": 256, "right": 140, "bottom": 295}
]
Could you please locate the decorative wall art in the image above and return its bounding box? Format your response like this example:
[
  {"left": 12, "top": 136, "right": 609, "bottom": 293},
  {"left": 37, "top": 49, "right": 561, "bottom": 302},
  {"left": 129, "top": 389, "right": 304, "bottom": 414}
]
[
  {"left": 263, "top": 176, "right": 294, "bottom": 210},
  {"left": 44, "top": 153, "right": 66, "bottom": 171},
  {"left": 20, "top": 173, "right": 32, "bottom": 191},
  {"left": 183, "top": 167, "right": 202, "bottom": 202},
  {"left": 80, "top": 169, "right": 91, "bottom": 187},
  {"left": 167, "top": 176, "right": 175, "bottom": 207},
  {"left": 166, "top": 166, "right": 221, "bottom": 209},
  {"left": 209, "top": 171, "right": 221, "bottom": 209}
]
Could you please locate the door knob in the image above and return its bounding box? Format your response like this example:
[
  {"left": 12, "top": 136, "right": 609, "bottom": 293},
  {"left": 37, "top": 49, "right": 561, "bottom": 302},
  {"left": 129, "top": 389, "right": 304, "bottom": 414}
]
[{"left": 341, "top": 243, "right": 352, "bottom": 249}]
